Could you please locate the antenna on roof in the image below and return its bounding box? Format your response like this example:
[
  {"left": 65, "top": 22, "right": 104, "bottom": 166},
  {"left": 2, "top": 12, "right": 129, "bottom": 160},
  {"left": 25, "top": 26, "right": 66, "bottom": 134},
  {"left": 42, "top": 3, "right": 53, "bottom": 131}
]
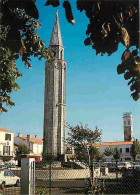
[{"left": 32, "top": 133, "right": 39, "bottom": 138}]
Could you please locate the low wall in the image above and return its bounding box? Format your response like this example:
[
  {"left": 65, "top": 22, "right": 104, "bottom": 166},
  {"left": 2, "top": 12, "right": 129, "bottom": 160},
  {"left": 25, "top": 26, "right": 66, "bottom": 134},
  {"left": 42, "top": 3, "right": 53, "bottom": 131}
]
[
  {"left": 12, "top": 168, "right": 90, "bottom": 179},
  {"left": 11, "top": 167, "right": 109, "bottom": 180},
  {"left": 36, "top": 169, "right": 90, "bottom": 180}
]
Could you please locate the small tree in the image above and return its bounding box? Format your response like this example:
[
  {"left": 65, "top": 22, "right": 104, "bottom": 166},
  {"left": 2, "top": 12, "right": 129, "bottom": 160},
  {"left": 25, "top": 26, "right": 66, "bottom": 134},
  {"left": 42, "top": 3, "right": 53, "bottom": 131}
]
[
  {"left": 104, "top": 147, "right": 120, "bottom": 184},
  {"left": 104, "top": 147, "right": 120, "bottom": 161},
  {"left": 90, "top": 146, "right": 103, "bottom": 161},
  {"left": 15, "top": 144, "right": 30, "bottom": 166},
  {"left": 113, "top": 147, "right": 121, "bottom": 161},
  {"left": 17, "top": 144, "right": 30, "bottom": 156},
  {"left": 104, "top": 147, "right": 114, "bottom": 157},
  {"left": 113, "top": 147, "right": 121, "bottom": 185},
  {"left": 77, "top": 146, "right": 102, "bottom": 162},
  {"left": 67, "top": 123, "right": 102, "bottom": 164},
  {"left": 130, "top": 140, "right": 140, "bottom": 161},
  {"left": 16, "top": 144, "right": 30, "bottom": 156}
]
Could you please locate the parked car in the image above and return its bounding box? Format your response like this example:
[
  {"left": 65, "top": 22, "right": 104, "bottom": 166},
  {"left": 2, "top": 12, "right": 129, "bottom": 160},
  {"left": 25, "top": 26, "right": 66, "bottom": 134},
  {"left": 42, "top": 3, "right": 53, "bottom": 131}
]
[
  {"left": 0, "top": 170, "right": 20, "bottom": 189},
  {"left": 6, "top": 164, "right": 17, "bottom": 169},
  {"left": 134, "top": 165, "right": 140, "bottom": 171},
  {"left": 0, "top": 165, "right": 7, "bottom": 170}
]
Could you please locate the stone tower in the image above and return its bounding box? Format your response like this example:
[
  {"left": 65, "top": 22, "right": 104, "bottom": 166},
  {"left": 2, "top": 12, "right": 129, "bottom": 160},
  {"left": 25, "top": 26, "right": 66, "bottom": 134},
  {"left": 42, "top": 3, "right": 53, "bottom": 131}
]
[
  {"left": 43, "top": 11, "right": 66, "bottom": 157},
  {"left": 123, "top": 112, "right": 134, "bottom": 141}
]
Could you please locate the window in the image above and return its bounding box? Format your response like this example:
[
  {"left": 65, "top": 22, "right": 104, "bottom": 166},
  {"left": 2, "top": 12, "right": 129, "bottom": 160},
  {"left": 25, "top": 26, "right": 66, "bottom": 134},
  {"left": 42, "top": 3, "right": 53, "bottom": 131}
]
[
  {"left": 126, "top": 148, "right": 129, "bottom": 153},
  {"left": 5, "top": 134, "right": 11, "bottom": 141},
  {"left": 128, "top": 120, "right": 131, "bottom": 125},
  {"left": 4, "top": 171, "right": 14, "bottom": 177},
  {"left": 120, "top": 148, "right": 122, "bottom": 153},
  {"left": 3, "top": 146, "right": 10, "bottom": 155},
  {"left": 8, "top": 171, "right": 14, "bottom": 177},
  {"left": 124, "top": 121, "right": 126, "bottom": 126},
  {"left": 60, "top": 50, "right": 63, "bottom": 59},
  {"left": 4, "top": 171, "right": 9, "bottom": 176}
]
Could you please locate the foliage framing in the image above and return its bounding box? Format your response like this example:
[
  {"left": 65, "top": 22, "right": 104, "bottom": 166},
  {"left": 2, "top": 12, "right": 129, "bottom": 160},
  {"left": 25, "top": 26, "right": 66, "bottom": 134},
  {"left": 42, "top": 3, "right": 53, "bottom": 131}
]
[
  {"left": 46, "top": 0, "right": 140, "bottom": 101},
  {"left": 0, "top": 0, "right": 50, "bottom": 112},
  {"left": 0, "top": 0, "right": 139, "bottom": 113}
]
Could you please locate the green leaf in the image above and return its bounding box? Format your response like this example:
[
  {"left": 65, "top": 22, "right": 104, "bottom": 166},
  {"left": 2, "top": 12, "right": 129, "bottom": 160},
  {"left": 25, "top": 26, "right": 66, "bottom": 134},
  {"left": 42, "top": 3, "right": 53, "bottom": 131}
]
[
  {"left": 13, "top": 83, "right": 20, "bottom": 90},
  {"left": 1, "top": 107, "right": 8, "bottom": 113},
  {"left": 8, "top": 100, "right": 15, "bottom": 106}
]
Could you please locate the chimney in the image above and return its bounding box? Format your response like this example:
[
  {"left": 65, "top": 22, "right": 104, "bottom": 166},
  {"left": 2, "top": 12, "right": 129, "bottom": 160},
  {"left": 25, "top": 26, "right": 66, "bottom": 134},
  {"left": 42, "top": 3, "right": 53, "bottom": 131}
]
[
  {"left": 18, "top": 133, "right": 22, "bottom": 137},
  {"left": 27, "top": 135, "right": 31, "bottom": 142}
]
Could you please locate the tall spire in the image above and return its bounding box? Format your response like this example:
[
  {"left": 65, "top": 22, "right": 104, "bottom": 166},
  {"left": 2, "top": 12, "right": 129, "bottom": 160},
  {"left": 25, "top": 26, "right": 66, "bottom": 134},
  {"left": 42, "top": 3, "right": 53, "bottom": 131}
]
[
  {"left": 43, "top": 10, "right": 66, "bottom": 157},
  {"left": 49, "top": 11, "right": 63, "bottom": 46}
]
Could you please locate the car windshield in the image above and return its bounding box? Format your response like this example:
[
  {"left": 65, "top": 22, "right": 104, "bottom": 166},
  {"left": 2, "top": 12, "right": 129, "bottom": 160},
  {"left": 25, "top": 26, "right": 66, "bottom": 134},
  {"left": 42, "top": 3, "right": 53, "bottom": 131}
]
[
  {"left": 4, "top": 171, "right": 14, "bottom": 177},
  {"left": 4, "top": 171, "right": 8, "bottom": 176}
]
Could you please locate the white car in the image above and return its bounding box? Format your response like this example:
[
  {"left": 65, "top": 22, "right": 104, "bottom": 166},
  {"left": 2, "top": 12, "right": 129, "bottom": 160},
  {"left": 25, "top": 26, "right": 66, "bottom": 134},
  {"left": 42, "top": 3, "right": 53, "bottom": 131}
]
[
  {"left": 0, "top": 165, "right": 7, "bottom": 169},
  {"left": 0, "top": 170, "right": 20, "bottom": 189},
  {"left": 134, "top": 165, "right": 140, "bottom": 171}
]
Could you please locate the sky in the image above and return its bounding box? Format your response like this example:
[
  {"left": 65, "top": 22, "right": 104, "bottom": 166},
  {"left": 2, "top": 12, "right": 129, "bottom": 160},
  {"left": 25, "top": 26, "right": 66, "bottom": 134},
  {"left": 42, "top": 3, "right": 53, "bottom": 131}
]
[{"left": 0, "top": 1, "right": 140, "bottom": 142}]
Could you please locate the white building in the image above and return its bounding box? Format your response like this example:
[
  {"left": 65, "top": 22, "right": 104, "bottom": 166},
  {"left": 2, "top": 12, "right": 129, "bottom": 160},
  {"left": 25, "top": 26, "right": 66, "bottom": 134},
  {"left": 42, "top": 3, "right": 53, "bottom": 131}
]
[
  {"left": 14, "top": 133, "right": 43, "bottom": 156},
  {"left": 94, "top": 112, "right": 138, "bottom": 162},
  {"left": 0, "top": 128, "right": 14, "bottom": 164},
  {"left": 95, "top": 141, "right": 139, "bottom": 162}
]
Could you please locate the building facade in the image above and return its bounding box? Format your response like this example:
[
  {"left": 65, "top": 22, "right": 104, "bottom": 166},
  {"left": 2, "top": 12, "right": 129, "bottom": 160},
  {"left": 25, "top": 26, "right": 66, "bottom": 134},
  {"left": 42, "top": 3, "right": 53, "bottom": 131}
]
[
  {"left": 14, "top": 133, "right": 43, "bottom": 156},
  {"left": 43, "top": 11, "right": 66, "bottom": 157},
  {"left": 0, "top": 128, "right": 14, "bottom": 164},
  {"left": 97, "top": 141, "right": 139, "bottom": 162},
  {"left": 94, "top": 112, "right": 137, "bottom": 162}
]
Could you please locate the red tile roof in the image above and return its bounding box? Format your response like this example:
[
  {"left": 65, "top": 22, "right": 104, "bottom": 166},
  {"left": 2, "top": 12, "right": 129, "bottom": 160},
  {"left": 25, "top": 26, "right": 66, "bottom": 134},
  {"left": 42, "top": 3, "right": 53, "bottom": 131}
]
[
  {"left": 20, "top": 136, "right": 43, "bottom": 144},
  {"left": 93, "top": 141, "right": 140, "bottom": 147},
  {"left": 0, "top": 127, "right": 13, "bottom": 133}
]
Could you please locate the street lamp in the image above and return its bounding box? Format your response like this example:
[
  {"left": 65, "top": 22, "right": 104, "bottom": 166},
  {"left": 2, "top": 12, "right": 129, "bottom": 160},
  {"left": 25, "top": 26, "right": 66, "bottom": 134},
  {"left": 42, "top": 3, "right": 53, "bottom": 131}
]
[
  {"left": 86, "top": 144, "right": 95, "bottom": 188},
  {"left": 86, "top": 145, "right": 90, "bottom": 167}
]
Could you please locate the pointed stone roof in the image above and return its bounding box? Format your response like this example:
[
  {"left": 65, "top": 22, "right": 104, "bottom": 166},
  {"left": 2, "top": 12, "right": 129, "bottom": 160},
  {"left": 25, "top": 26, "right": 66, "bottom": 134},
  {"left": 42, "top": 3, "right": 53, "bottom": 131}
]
[{"left": 49, "top": 11, "right": 63, "bottom": 46}]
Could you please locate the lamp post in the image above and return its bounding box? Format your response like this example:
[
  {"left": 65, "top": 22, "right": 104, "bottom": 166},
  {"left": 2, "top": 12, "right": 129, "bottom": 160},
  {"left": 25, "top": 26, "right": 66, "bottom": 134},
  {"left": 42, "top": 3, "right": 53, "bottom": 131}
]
[
  {"left": 86, "top": 144, "right": 95, "bottom": 189},
  {"left": 86, "top": 145, "right": 90, "bottom": 167}
]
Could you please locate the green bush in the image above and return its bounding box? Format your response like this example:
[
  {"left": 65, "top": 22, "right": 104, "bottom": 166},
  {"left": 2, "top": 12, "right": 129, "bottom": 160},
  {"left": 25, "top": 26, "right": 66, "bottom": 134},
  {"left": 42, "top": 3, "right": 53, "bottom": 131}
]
[{"left": 36, "top": 189, "right": 48, "bottom": 195}]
